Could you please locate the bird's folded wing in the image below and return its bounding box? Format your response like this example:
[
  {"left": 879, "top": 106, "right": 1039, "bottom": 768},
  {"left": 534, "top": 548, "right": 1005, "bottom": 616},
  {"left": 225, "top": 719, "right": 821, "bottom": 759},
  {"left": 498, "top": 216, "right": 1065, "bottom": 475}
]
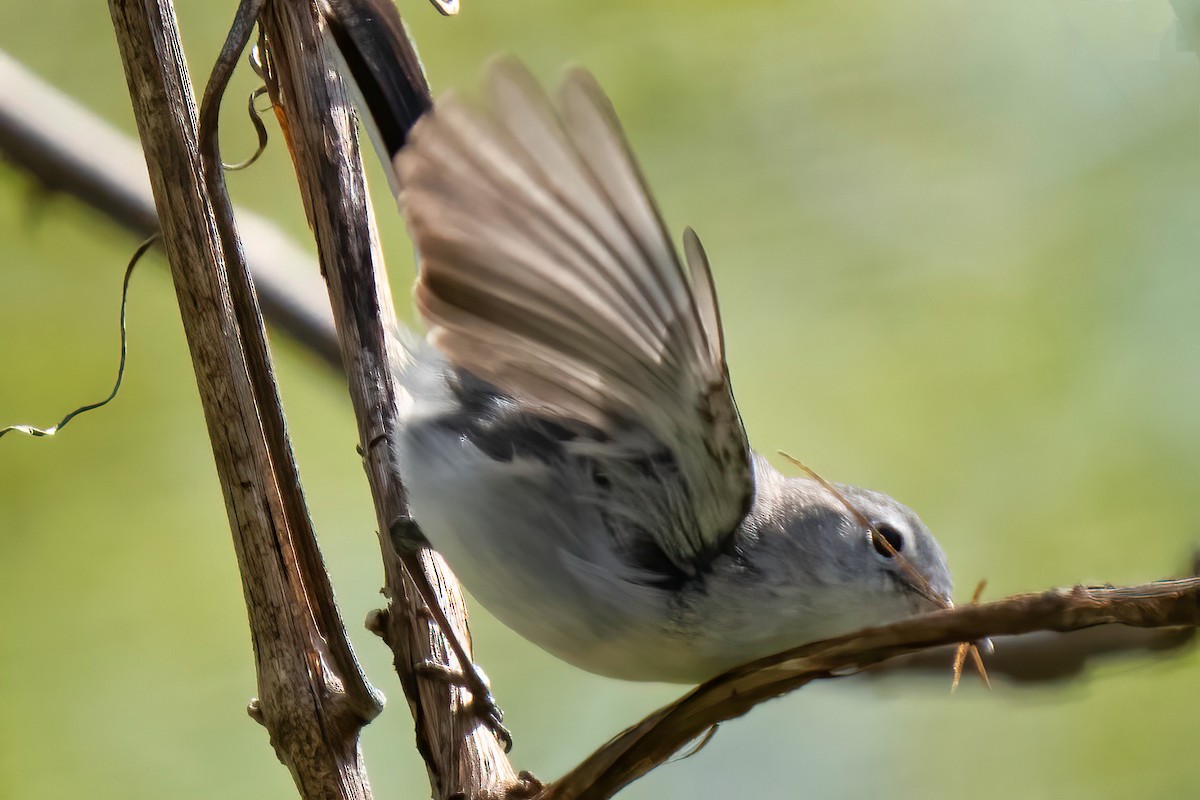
[{"left": 395, "top": 61, "right": 753, "bottom": 572}]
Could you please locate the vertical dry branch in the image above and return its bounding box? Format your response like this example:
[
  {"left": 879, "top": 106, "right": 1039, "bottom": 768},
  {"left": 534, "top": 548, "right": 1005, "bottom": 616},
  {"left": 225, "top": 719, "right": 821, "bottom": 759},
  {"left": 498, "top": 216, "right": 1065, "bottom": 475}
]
[
  {"left": 256, "top": 1, "right": 518, "bottom": 796},
  {"left": 108, "top": 1, "right": 382, "bottom": 797}
]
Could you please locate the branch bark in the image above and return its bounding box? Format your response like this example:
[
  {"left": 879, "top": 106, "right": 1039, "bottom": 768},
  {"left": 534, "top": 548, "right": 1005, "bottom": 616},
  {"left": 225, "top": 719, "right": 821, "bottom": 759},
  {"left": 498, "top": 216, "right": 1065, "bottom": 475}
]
[
  {"left": 252, "top": 1, "right": 518, "bottom": 796},
  {"left": 108, "top": 1, "right": 381, "bottom": 797},
  {"left": 542, "top": 577, "right": 1200, "bottom": 800}
]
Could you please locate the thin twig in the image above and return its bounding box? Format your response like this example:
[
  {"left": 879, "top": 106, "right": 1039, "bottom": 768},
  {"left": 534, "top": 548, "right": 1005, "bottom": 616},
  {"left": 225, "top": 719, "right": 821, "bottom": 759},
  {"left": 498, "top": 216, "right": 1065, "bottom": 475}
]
[{"left": 0, "top": 235, "right": 155, "bottom": 440}]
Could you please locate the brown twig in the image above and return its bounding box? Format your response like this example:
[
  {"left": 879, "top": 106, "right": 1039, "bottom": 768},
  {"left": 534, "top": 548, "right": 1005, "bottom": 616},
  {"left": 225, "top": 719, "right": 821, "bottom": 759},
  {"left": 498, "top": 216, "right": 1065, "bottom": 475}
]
[
  {"left": 542, "top": 577, "right": 1200, "bottom": 800},
  {"left": 950, "top": 579, "right": 991, "bottom": 692},
  {"left": 108, "top": 0, "right": 381, "bottom": 797},
  {"left": 253, "top": 0, "right": 518, "bottom": 796}
]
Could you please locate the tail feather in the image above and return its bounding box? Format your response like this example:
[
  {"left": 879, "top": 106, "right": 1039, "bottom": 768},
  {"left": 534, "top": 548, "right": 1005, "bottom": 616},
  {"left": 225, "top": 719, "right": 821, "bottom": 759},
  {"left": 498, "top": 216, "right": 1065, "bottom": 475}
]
[
  {"left": 322, "top": 0, "right": 431, "bottom": 191},
  {"left": 323, "top": 1, "right": 450, "bottom": 424}
]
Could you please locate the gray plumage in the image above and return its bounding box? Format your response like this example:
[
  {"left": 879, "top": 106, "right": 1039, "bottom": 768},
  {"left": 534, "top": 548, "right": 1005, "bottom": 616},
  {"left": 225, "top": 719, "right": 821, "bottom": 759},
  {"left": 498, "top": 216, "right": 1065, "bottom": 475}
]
[{"left": 387, "top": 61, "right": 952, "bottom": 683}]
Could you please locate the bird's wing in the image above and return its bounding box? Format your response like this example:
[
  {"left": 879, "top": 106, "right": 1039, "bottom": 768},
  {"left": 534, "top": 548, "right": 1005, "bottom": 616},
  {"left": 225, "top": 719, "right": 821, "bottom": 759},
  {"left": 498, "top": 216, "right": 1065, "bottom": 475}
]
[{"left": 390, "top": 61, "right": 753, "bottom": 573}]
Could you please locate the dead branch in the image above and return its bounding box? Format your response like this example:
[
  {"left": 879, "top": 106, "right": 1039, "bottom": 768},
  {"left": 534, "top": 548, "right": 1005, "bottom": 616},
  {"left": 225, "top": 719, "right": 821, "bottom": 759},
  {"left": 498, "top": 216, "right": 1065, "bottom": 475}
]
[
  {"left": 252, "top": 0, "right": 518, "bottom": 795},
  {"left": 543, "top": 577, "right": 1200, "bottom": 800},
  {"left": 108, "top": 0, "right": 381, "bottom": 797}
]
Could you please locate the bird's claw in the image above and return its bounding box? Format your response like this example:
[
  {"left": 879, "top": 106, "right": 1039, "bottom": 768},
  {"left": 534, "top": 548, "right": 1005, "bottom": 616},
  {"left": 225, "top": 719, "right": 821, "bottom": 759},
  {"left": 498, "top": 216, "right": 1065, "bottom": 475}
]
[
  {"left": 416, "top": 659, "right": 513, "bottom": 752},
  {"left": 388, "top": 515, "right": 428, "bottom": 553}
]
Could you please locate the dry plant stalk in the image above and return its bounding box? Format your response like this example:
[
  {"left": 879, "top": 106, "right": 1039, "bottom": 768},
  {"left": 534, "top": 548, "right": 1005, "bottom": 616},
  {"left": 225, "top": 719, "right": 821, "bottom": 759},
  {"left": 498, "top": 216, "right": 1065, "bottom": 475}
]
[
  {"left": 252, "top": 0, "right": 518, "bottom": 795},
  {"left": 108, "top": 0, "right": 381, "bottom": 797}
]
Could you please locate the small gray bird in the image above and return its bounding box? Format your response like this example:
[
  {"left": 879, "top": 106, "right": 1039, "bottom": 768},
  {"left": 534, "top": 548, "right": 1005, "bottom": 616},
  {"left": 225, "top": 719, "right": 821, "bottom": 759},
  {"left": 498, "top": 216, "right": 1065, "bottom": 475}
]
[{"left": 327, "top": 2, "right": 952, "bottom": 688}]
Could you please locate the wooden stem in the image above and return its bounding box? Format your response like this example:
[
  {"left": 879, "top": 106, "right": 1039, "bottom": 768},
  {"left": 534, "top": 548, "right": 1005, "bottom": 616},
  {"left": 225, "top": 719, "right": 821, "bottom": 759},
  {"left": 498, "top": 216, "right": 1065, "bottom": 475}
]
[{"left": 108, "top": 1, "right": 381, "bottom": 796}]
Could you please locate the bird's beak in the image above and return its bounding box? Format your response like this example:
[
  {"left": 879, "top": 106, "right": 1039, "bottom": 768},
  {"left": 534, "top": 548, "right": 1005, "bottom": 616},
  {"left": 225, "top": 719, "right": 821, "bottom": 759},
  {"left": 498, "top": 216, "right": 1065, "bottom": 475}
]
[{"left": 901, "top": 573, "right": 953, "bottom": 611}]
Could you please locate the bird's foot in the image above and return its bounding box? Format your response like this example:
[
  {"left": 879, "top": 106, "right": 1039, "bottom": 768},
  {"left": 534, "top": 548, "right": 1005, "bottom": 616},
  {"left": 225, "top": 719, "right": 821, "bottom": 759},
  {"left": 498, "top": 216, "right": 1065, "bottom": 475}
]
[
  {"left": 416, "top": 659, "right": 513, "bottom": 752},
  {"left": 388, "top": 514, "right": 428, "bottom": 553}
]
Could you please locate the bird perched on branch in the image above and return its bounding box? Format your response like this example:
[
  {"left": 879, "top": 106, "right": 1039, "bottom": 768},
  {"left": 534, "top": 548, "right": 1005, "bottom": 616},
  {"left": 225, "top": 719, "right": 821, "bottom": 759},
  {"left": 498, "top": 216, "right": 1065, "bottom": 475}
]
[{"left": 324, "top": 0, "right": 952, "bottom": 741}]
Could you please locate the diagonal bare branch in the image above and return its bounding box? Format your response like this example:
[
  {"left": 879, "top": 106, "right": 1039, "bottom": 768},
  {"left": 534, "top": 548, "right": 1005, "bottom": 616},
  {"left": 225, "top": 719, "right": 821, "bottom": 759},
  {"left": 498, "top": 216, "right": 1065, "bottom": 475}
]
[{"left": 542, "top": 577, "right": 1200, "bottom": 800}]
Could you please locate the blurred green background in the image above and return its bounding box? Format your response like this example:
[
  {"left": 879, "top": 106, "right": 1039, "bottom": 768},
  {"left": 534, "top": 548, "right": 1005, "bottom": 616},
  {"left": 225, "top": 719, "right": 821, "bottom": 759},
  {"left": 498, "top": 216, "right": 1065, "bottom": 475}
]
[{"left": 2, "top": 0, "right": 1198, "bottom": 798}]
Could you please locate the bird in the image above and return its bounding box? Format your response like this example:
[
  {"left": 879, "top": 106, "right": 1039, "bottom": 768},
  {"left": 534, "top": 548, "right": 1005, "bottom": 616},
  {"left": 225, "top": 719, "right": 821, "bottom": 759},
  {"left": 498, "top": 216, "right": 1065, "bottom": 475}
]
[{"left": 323, "top": 0, "right": 952, "bottom": 695}]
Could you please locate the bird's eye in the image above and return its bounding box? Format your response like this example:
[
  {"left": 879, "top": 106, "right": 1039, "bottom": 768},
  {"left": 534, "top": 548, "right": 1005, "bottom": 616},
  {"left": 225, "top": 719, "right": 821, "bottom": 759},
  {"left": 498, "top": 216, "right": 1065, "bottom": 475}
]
[{"left": 872, "top": 524, "right": 904, "bottom": 558}]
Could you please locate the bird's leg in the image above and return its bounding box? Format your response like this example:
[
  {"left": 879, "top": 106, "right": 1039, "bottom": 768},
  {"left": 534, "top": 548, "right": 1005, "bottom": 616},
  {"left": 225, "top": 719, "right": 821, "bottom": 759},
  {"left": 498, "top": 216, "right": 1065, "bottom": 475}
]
[
  {"left": 388, "top": 516, "right": 513, "bottom": 752},
  {"left": 414, "top": 657, "right": 511, "bottom": 752},
  {"left": 388, "top": 513, "right": 430, "bottom": 551}
]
